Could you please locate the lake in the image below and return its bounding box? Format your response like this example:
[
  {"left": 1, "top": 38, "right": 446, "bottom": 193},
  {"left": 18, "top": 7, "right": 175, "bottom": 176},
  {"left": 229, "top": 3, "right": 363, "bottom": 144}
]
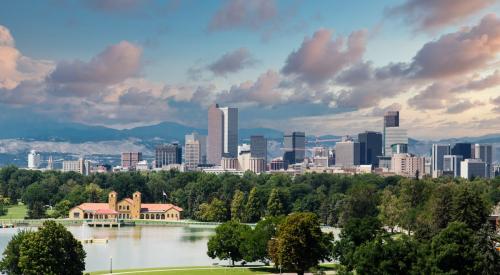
[
  {"left": 0, "top": 225, "right": 218, "bottom": 272},
  {"left": 0, "top": 224, "right": 340, "bottom": 272}
]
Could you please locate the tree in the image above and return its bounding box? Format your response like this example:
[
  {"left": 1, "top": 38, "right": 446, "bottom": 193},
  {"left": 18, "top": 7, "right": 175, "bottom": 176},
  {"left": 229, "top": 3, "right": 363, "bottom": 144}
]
[
  {"left": 16, "top": 221, "right": 85, "bottom": 275},
  {"left": 452, "top": 185, "right": 489, "bottom": 231},
  {"left": 196, "top": 198, "right": 228, "bottom": 222},
  {"left": 230, "top": 190, "right": 245, "bottom": 222},
  {"left": 338, "top": 184, "right": 379, "bottom": 226},
  {"left": 22, "top": 183, "right": 49, "bottom": 219},
  {"left": 269, "top": 213, "right": 333, "bottom": 275},
  {"left": 377, "top": 189, "right": 402, "bottom": 233},
  {"left": 51, "top": 200, "right": 73, "bottom": 218},
  {"left": 353, "top": 235, "right": 420, "bottom": 274},
  {"left": 430, "top": 222, "right": 477, "bottom": 274},
  {"left": 333, "top": 217, "right": 382, "bottom": 270},
  {"left": 84, "top": 183, "right": 104, "bottom": 203},
  {"left": 428, "top": 183, "right": 454, "bottom": 232},
  {"left": 0, "top": 230, "right": 34, "bottom": 275},
  {"left": 266, "top": 188, "right": 285, "bottom": 217},
  {"left": 207, "top": 221, "right": 252, "bottom": 266},
  {"left": 241, "top": 216, "right": 283, "bottom": 264},
  {"left": 243, "top": 187, "right": 261, "bottom": 223},
  {"left": 472, "top": 223, "right": 500, "bottom": 273}
]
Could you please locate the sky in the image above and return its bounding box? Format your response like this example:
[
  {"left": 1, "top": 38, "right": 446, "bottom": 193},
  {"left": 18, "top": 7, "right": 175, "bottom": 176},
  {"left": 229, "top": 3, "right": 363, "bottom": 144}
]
[{"left": 1, "top": 0, "right": 500, "bottom": 139}]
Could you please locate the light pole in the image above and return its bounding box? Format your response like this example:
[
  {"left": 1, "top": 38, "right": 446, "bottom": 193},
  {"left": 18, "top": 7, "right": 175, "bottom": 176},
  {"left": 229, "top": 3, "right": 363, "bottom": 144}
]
[{"left": 109, "top": 256, "right": 113, "bottom": 274}]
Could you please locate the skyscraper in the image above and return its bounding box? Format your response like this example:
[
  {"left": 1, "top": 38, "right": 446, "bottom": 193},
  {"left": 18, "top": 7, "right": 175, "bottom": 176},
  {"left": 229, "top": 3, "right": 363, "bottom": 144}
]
[
  {"left": 283, "top": 132, "right": 305, "bottom": 165},
  {"left": 474, "top": 144, "right": 493, "bottom": 178},
  {"left": 383, "top": 111, "right": 407, "bottom": 156},
  {"left": 384, "top": 111, "right": 399, "bottom": 127},
  {"left": 358, "top": 131, "right": 382, "bottom": 166},
  {"left": 155, "top": 144, "right": 182, "bottom": 168},
  {"left": 443, "top": 155, "right": 463, "bottom": 178},
  {"left": 384, "top": 128, "right": 408, "bottom": 156},
  {"left": 121, "top": 152, "right": 142, "bottom": 169},
  {"left": 185, "top": 132, "right": 207, "bottom": 171},
  {"left": 335, "top": 139, "right": 360, "bottom": 167},
  {"left": 207, "top": 104, "right": 238, "bottom": 164},
  {"left": 451, "top": 143, "right": 472, "bottom": 159},
  {"left": 27, "top": 150, "right": 40, "bottom": 169},
  {"left": 431, "top": 144, "right": 451, "bottom": 178},
  {"left": 461, "top": 159, "right": 488, "bottom": 180},
  {"left": 250, "top": 135, "right": 267, "bottom": 162}
]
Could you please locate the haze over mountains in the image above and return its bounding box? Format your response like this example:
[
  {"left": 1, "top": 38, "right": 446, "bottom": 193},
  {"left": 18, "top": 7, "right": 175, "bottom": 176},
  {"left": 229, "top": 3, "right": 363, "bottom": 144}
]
[{"left": 0, "top": 110, "right": 499, "bottom": 166}]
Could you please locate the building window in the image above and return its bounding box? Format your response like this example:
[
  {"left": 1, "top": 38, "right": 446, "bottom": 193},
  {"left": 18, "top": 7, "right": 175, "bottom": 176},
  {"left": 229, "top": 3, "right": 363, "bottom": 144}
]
[
  {"left": 74, "top": 212, "right": 80, "bottom": 218},
  {"left": 127, "top": 205, "right": 129, "bottom": 210},
  {"left": 156, "top": 214, "right": 160, "bottom": 219},
  {"left": 140, "top": 214, "right": 144, "bottom": 219},
  {"left": 161, "top": 214, "right": 165, "bottom": 219},
  {"left": 119, "top": 205, "right": 122, "bottom": 210}
]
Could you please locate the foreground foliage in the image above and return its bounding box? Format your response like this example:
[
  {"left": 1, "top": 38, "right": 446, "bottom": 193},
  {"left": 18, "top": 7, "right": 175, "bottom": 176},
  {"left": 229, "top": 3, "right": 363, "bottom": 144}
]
[{"left": 0, "top": 220, "right": 86, "bottom": 275}]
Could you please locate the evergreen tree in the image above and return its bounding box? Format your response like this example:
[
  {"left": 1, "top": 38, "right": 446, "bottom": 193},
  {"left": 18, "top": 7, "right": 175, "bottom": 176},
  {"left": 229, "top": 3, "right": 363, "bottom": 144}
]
[
  {"left": 452, "top": 185, "right": 490, "bottom": 231},
  {"left": 244, "top": 187, "right": 261, "bottom": 223},
  {"left": 230, "top": 190, "right": 245, "bottom": 222},
  {"left": 266, "top": 188, "right": 285, "bottom": 217}
]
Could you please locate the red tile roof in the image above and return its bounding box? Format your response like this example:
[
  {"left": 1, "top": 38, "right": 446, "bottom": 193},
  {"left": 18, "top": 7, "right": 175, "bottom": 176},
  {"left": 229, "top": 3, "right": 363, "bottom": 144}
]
[
  {"left": 140, "top": 204, "right": 183, "bottom": 213},
  {"left": 122, "top": 198, "right": 134, "bottom": 204},
  {"left": 75, "top": 203, "right": 119, "bottom": 215}
]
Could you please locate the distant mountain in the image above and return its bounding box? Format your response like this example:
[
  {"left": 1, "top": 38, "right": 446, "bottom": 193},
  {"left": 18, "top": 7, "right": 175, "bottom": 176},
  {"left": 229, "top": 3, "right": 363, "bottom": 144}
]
[{"left": 0, "top": 112, "right": 283, "bottom": 143}]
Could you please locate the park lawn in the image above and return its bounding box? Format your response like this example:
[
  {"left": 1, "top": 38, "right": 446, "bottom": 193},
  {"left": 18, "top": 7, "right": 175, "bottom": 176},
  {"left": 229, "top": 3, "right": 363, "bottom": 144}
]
[
  {"left": 90, "top": 264, "right": 338, "bottom": 275},
  {"left": 0, "top": 204, "right": 27, "bottom": 219},
  {"left": 90, "top": 266, "right": 274, "bottom": 275}
]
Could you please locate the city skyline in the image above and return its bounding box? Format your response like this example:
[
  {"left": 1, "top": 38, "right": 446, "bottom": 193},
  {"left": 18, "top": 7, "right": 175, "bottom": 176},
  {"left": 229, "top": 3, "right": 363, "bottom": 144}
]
[{"left": 1, "top": 1, "right": 500, "bottom": 139}]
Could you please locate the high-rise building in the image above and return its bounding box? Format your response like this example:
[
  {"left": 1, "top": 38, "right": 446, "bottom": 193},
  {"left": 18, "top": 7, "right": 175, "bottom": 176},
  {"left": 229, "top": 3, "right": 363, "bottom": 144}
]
[
  {"left": 250, "top": 135, "right": 267, "bottom": 163},
  {"left": 384, "top": 128, "right": 408, "bottom": 156},
  {"left": 461, "top": 159, "right": 488, "bottom": 180},
  {"left": 474, "top": 144, "right": 493, "bottom": 178},
  {"left": 121, "top": 152, "right": 142, "bottom": 169},
  {"left": 47, "top": 156, "right": 54, "bottom": 170},
  {"left": 155, "top": 144, "right": 182, "bottom": 168},
  {"left": 443, "top": 155, "right": 463, "bottom": 178},
  {"left": 391, "top": 153, "right": 425, "bottom": 178},
  {"left": 451, "top": 143, "right": 472, "bottom": 159},
  {"left": 383, "top": 111, "right": 407, "bottom": 157},
  {"left": 207, "top": 104, "right": 238, "bottom": 164},
  {"left": 335, "top": 139, "right": 360, "bottom": 167},
  {"left": 431, "top": 144, "right": 451, "bottom": 178},
  {"left": 358, "top": 131, "right": 382, "bottom": 166},
  {"left": 185, "top": 133, "right": 207, "bottom": 171},
  {"left": 27, "top": 150, "right": 41, "bottom": 169},
  {"left": 384, "top": 111, "right": 399, "bottom": 127},
  {"left": 391, "top": 143, "right": 408, "bottom": 154},
  {"left": 62, "top": 158, "right": 91, "bottom": 175},
  {"left": 283, "top": 132, "right": 305, "bottom": 165}
]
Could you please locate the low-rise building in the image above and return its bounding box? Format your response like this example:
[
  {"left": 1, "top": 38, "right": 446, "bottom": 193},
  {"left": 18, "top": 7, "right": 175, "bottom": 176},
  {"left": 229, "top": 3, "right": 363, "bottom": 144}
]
[{"left": 69, "top": 191, "right": 182, "bottom": 221}]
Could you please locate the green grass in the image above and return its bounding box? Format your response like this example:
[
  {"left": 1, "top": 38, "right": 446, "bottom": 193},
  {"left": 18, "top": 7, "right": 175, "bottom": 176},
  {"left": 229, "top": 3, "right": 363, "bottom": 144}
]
[
  {"left": 90, "top": 266, "right": 273, "bottom": 275},
  {"left": 0, "top": 204, "right": 27, "bottom": 219},
  {"left": 89, "top": 264, "right": 338, "bottom": 275}
]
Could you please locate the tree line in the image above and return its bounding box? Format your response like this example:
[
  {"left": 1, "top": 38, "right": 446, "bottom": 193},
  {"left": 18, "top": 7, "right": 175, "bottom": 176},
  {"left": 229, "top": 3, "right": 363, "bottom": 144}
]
[{"left": 1, "top": 166, "right": 500, "bottom": 226}]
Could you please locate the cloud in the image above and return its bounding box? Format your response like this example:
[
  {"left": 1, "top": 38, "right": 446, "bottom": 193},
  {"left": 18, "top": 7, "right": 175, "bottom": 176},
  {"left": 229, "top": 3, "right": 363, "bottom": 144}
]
[
  {"left": 0, "top": 25, "right": 54, "bottom": 91},
  {"left": 492, "top": 96, "right": 500, "bottom": 113},
  {"left": 208, "top": 0, "right": 277, "bottom": 32},
  {"left": 407, "top": 82, "right": 455, "bottom": 110},
  {"left": 445, "top": 100, "right": 483, "bottom": 114},
  {"left": 207, "top": 47, "right": 256, "bottom": 76},
  {"left": 282, "top": 29, "right": 367, "bottom": 86},
  {"left": 388, "top": 0, "right": 495, "bottom": 31},
  {"left": 84, "top": 0, "right": 149, "bottom": 12},
  {"left": 458, "top": 70, "right": 500, "bottom": 91},
  {"left": 217, "top": 70, "right": 283, "bottom": 105},
  {"left": 410, "top": 14, "right": 500, "bottom": 79},
  {"left": 47, "top": 41, "right": 142, "bottom": 97}
]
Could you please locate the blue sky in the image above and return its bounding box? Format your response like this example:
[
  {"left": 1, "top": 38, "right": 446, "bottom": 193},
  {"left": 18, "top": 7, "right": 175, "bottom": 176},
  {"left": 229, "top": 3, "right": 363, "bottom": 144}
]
[{"left": 1, "top": 0, "right": 500, "bottom": 139}]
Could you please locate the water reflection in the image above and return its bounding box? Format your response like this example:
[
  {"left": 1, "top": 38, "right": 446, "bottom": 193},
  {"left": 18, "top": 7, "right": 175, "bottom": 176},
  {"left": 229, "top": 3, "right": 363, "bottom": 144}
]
[{"left": 0, "top": 225, "right": 216, "bottom": 272}]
